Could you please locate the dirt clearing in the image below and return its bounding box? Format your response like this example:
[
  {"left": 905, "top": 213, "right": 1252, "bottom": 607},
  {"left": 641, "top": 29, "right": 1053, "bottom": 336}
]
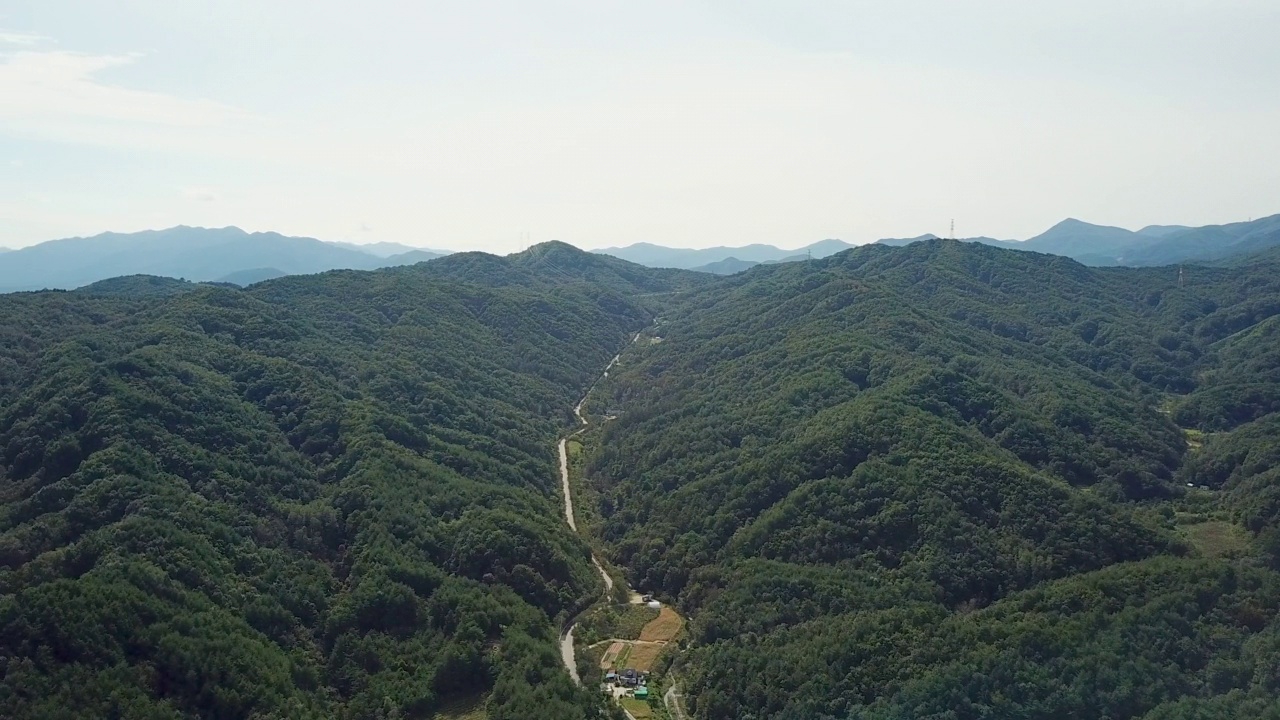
[
  {"left": 638, "top": 606, "right": 684, "bottom": 643},
  {"left": 600, "top": 641, "right": 624, "bottom": 669},
  {"left": 621, "top": 698, "right": 654, "bottom": 718},
  {"left": 624, "top": 643, "right": 666, "bottom": 672}
]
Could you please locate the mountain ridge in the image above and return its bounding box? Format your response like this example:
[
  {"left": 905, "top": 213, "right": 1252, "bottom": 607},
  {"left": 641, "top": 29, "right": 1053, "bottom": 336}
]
[
  {"left": 592, "top": 213, "right": 1280, "bottom": 271},
  {"left": 0, "top": 226, "right": 449, "bottom": 292},
  {"left": 4, "top": 238, "right": 1280, "bottom": 717},
  {"left": 584, "top": 237, "right": 1280, "bottom": 719}
]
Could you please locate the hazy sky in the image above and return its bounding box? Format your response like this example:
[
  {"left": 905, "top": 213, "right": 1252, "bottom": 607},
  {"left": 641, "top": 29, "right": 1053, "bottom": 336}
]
[{"left": 2, "top": 1, "right": 1278, "bottom": 252}]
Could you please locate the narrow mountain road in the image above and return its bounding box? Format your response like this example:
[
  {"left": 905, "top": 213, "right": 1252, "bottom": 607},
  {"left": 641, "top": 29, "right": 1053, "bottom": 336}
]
[
  {"left": 664, "top": 685, "right": 689, "bottom": 720},
  {"left": 556, "top": 331, "right": 690, "bottom": 717},
  {"left": 558, "top": 335, "right": 638, "bottom": 685}
]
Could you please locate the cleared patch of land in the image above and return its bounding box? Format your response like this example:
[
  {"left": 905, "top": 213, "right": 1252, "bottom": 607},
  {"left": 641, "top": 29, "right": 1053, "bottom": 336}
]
[
  {"left": 623, "top": 642, "right": 666, "bottom": 673},
  {"left": 620, "top": 697, "right": 654, "bottom": 719},
  {"left": 1183, "top": 428, "right": 1205, "bottom": 451},
  {"left": 600, "top": 641, "right": 624, "bottom": 669},
  {"left": 1183, "top": 520, "right": 1252, "bottom": 558},
  {"left": 638, "top": 606, "right": 684, "bottom": 643},
  {"left": 579, "top": 604, "right": 660, "bottom": 645}
]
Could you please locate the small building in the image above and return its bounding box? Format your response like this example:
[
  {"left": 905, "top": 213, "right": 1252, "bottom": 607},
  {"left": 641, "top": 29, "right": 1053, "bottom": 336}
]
[
  {"left": 634, "top": 686, "right": 650, "bottom": 700},
  {"left": 605, "top": 671, "right": 618, "bottom": 684},
  {"left": 621, "top": 668, "right": 639, "bottom": 686}
]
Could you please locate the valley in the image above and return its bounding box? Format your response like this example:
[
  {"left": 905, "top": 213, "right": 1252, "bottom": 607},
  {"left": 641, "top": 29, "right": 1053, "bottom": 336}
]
[
  {"left": 1, "top": 239, "right": 1279, "bottom": 719},
  {"left": 10, "top": 4, "right": 1278, "bottom": 718},
  {"left": 556, "top": 331, "right": 690, "bottom": 719}
]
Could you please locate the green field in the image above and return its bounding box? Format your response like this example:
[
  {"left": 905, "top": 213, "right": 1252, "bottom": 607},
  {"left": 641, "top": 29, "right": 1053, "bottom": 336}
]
[
  {"left": 620, "top": 697, "right": 654, "bottom": 719},
  {"left": 1183, "top": 520, "right": 1252, "bottom": 558}
]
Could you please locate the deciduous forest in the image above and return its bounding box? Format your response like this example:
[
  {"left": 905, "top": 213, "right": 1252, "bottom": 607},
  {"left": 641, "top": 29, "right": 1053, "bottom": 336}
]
[
  {"left": 587, "top": 240, "right": 1280, "bottom": 719},
  {"left": 0, "top": 244, "right": 699, "bottom": 719},
  {"left": 3, "top": 239, "right": 1280, "bottom": 719}
]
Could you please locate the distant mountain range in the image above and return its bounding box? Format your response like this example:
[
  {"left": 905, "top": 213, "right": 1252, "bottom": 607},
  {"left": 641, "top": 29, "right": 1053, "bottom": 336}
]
[
  {"left": 216, "top": 267, "right": 289, "bottom": 286},
  {"left": 6, "top": 213, "right": 1277, "bottom": 290},
  {"left": 906, "top": 216, "right": 1280, "bottom": 267},
  {"left": 689, "top": 255, "right": 809, "bottom": 274},
  {"left": 0, "top": 226, "right": 450, "bottom": 292},
  {"left": 329, "top": 240, "right": 452, "bottom": 258},
  {"left": 594, "top": 214, "right": 1280, "bottom": 273},
  {"left": 596, "top": 239, "right": 859, "bottom": 273}
]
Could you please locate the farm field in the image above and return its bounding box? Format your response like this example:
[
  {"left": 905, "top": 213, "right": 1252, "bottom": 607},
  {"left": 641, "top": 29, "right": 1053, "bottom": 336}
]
[{"left": 639, "top": 606, "right": 684, "bottom": 643}]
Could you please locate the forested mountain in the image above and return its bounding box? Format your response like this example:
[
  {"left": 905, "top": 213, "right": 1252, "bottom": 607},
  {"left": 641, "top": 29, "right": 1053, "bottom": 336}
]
[
  {"left": 1123, "top": 214, "right": 1280, "bottom": 267},
  {"left": 0, "top": 227, "right": 449, "bottom": 292},
  {"left": 75, "top": 275, "right": 203, "bottom": 297},
  {"left": 6, "top": 233, "right": 1280, "bottom": 719},
  {"left": 584, "top": 239, "right": 1280, "bottom": 719},
  {"left": 0, "top": 243, "right": 687, "bottom": 719}
]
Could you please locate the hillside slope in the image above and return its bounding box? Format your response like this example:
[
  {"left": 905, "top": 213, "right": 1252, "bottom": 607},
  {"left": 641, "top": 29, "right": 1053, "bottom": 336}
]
[
  {"left": 0, "top": 245, "right": 668, "bottom": 719},
  {"left": 585, "top": 240, "right": 1280, "bottom": 719}
]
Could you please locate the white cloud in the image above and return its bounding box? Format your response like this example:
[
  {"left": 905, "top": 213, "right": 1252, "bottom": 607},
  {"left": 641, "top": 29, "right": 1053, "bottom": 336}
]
[
  {"left": 0, "top": 30, "right": 51, "bottom": 46},
  {"left": 0, "top": 50, "right": 246, "bottom": 128}
]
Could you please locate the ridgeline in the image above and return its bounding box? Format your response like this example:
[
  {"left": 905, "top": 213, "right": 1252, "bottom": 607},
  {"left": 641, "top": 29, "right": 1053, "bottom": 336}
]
[{"left": 2, "top": 239, "right": 1280, "bottom": 719}]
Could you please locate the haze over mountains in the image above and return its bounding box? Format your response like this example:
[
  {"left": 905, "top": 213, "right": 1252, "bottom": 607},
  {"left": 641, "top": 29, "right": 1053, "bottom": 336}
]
[
  {"left": 0, "top": 226, "right": 449, "bottom": 292},
  {"left": 594, "top": 213, "right": 1280, "bottom": 273},
  {"left": 2, "top": 212, "right": 1277, "bottom": 294}
]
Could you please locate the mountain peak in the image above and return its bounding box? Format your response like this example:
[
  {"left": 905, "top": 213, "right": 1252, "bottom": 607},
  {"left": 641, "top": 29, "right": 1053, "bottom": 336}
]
[
  {"left": 1048, "top": 218, "right": 1100, "bottom": 230},
  {"left": 514, "top": 240, "right": 589, "bottom": 264}
]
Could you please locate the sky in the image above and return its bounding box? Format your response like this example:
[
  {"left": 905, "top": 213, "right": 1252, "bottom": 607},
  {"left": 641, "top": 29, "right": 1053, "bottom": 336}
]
[{"left": 2, "top": 1, "right": 1279, "bottom": 253}]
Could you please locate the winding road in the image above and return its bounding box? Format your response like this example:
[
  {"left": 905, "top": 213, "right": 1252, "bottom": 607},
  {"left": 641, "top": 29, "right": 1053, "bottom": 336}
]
[
  {"left": 664, "top": 685, "right": 689, "bottom": 720},
  {"left": 554, "top": 332, "right": 688, "bottom": 720},
  {"left": 558, "top": 337, "right": 637, "bottom": 685}
]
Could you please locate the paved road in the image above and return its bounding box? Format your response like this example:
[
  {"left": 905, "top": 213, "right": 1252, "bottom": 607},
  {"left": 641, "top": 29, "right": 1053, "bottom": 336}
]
[
  {"left": 556, "top": 332, "right": 690, "bottom": 715},
  {"left": 557, "top": 335, "right": 639, "bottom": 685}
]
